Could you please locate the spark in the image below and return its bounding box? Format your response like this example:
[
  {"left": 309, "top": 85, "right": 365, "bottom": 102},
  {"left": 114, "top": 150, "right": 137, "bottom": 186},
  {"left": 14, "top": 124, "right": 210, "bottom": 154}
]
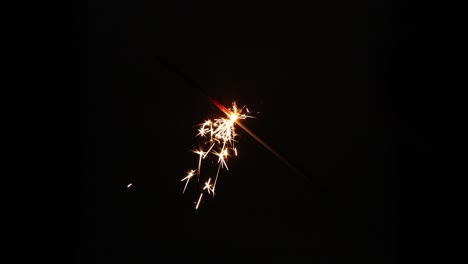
[
  {"left": 213, "top": 148, "right": 229, "bottom": 170},
  {"left": 195, "top": 193, "right": 203, "bottom": 210},
  {"left": 127, "top": 183, "right": 132, "bottom": 188},
  {"left": 192, "top": 148, "right": 205, "bottom": 180},
  {"left": 203, "top": 178, "right": 214, "bottom": 195},
  {"left": 196, "top": 178, "right": 215, "bottom": 208},
  {"left": 181, "top": 169, "right": 196, "bottom": 194}
]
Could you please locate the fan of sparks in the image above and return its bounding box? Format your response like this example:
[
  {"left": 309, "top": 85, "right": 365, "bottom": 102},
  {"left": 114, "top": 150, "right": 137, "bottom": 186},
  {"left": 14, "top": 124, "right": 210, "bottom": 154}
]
[{"left": 181, "top": 102, "right": 253, "bottom": 209}]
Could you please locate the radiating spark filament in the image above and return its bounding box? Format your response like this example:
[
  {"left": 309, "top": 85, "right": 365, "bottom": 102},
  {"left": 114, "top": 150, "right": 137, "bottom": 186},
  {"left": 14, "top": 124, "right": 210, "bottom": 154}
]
[
  {"left": 203, "top": 143, "right": 215, "bottom": 159},
  {"left": 192, "top": 149, "right": 205, "bottom": 180},
  {"left": 195, "top": 193, "right": 203, "bottom": 209},
  {"left": 212, "top": 163, "right": 222, "bottom": 196},
  {"left": 181, "top": 169, "right": 196, "bottom": 194}
]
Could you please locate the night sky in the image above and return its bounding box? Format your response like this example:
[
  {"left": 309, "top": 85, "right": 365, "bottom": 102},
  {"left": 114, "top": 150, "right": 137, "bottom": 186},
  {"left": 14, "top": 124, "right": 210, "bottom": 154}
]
[{"left": 2, "top": 1, "right": 465, "bottom": 263}]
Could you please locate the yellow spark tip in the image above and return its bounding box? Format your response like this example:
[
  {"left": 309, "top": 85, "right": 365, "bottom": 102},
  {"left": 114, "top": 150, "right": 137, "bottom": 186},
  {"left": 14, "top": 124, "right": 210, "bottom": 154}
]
[{"left": 229, "top": 113, "right": 238, "bottom": 122}]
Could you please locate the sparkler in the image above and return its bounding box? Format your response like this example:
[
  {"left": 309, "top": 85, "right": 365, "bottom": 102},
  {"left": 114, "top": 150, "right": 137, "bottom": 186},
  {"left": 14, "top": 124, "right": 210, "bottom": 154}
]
[
  {"left": 182, "top": 101, "right": 253, "bottom": 209},
  {"left": 154, "top": 55, "right": 309, "bottom": 208}
]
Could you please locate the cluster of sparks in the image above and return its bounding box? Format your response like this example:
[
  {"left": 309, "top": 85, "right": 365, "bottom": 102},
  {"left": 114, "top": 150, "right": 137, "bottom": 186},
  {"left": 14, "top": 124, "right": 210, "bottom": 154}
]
[{"left": 181, "top": 102, "right": 253, "bottom": 209}]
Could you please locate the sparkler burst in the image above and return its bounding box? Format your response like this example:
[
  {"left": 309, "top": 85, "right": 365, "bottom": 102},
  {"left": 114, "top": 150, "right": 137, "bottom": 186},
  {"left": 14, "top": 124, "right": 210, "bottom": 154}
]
[
  {"left": 182, "top": 101, "right": 253, "bottom": 209},
  {"left": 154, "top": 56, "right": 309, "bottom": 209}
]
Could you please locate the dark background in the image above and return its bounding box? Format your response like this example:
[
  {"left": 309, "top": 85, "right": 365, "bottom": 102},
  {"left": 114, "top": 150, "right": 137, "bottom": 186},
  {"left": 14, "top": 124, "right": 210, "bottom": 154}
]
[{"left": 2, "top": 1, "right": 465, "bottom": 263}]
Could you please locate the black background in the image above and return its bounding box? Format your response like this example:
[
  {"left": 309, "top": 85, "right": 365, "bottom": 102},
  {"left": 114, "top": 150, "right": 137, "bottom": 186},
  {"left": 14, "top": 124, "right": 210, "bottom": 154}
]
[{"left": 2, "top": 1, "right": 465, "bottom": 263}]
